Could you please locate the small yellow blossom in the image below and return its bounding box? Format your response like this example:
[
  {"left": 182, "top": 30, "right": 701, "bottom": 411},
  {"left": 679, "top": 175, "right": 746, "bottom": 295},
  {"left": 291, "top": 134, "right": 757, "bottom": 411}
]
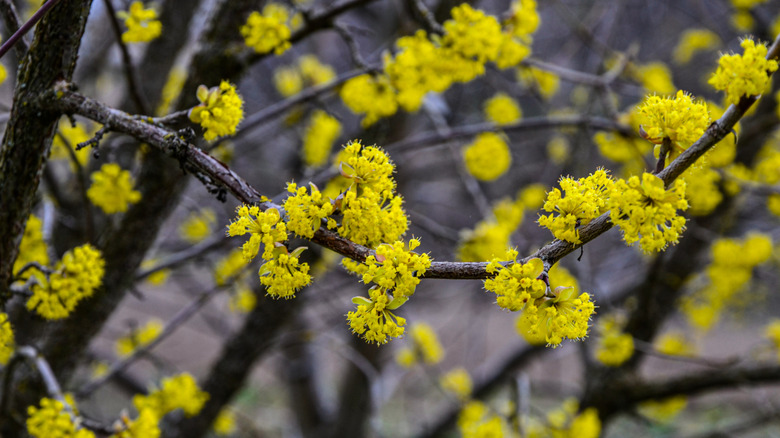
[
  {"left": 673, "top": 29, "right": 720, "bottom": 64},
  {"left": 214, "top": 248, "right": 250, "bottom": 286},
  {"left": 608, "top": 173, "right": 688, "bottom": 253},
  {"left": 213, "top": 409, "right": 237, "bottom": 436},
  {"left": 440, "top": 367, "right": 472, "bottom": 401},
  {"left": 302, "top": 110, "right": 341, "bottom": 167},
  {"left": 463, "top": 132, "right": 512, "bottom": 181},
  {"left": 680, "top": 165, "right": 723, "bottom": 216},
  {"left": 258, "top": 248, "right": 311, "bottom": 299},
  {"left": 226, "top": 205, "right": 288, "bottom": 262},
  {"left": 457, "top": 401, "right": 507, "bottom": 437},
  {"left": 117, "top": 1, "right": 161, "bottom": 44},
  {"left": 189, "top": 81, "right": 244, "bottom": 141},
  {"left": 26, "top": 244, "right": 105, "bottom": 320},
  {"left": 709, "top": 38, "right": 778, "bottom": 106},
  {"left": 637, "top": 90, "right": 710, "bottom": 163},
  {"left": 27, "top": 397, "right": 95, "bottom": 438},
  {"left": 638, "top": 396, "right": 688, "bottom": 424},
  {"left": 396, "top": 322, "right": 444, "bottom": 367},
  {"left": 485, "top": 252, "right": 547, "bottom": 312},
  {"left": 240, "top": 3, "right": 292, "bottom": 55},
  {"left": 359, "top": 239, "right": 431, "bottom": 298},
  {"left": 0, "top": 313, "right": 14, "bottom": 365},
  {"left": 634, "top": 62, "right": 676, "bottom": 94},
  {"left": 112, "top": 408, "right": 161, "bottom": 438},
  {"left": 133, "top": 373, "right": 209, "bottom": 418},
  {"left": 116, "top": 319, "right": 163, "bottom": 357},
  {"left": 340, "top": 74, "right": 398, "bottom": 127},
  {"left": 229, "top": 282, "right": 257, "bottom": 313},
  {"left": 179, "top": 209, "right": 216, "bottom": 244},
  {"left": 347, "top": 287, "right": 407, "bottom": 344},
  {"left": 538, "top": 169, "right": 614, "bottom": 244},
  {"left": 547, "top": 135, "right": 570, "bottom": 165},
  {"left": 518, "top": 66, "right": 560, "bottom": 99},
  {"left": 518, "top": 184, "right": 547, "bottom": 209},
  {"left": 13, "top": 214, "right": 49, "bottom": 279},
  {"left": 457, "top": 197, "right": 524, "bottom": 262},
  {"left": 569, "top": 408, "right": 601, "bottom": 438},
  {"left": 87, "top": 163, "right": 142, "bottom": 214},
  {"left": 655, "top": 331, "right": 695, "bottom": 356},
  {"left": 504, "top": 0, "right": 540, "bottom": 42},
  {"left": 484, "top": 92, "right": 522, "bottom": 125},
  {"left": 594, "top": 318, "right": 634, "bottom": 367},
  {"left": 441, "top": 4, "right": 504, "bottom": 75}
]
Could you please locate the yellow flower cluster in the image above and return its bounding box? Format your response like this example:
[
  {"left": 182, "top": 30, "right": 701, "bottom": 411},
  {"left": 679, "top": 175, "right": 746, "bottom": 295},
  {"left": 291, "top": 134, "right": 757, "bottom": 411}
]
[
  {"left": 517, "top": 65, "right": 560, "bottom": 99},
  {"left": 179, "top": 209, "right": 216, "bottom": 244},
  {"left": 485, "top": 253, "right": 547, "bottom": 312},
  {"left": 439, "top": 368, "right": 473, "bottom": 401},
  {"left": 673, "top": 29, "right": 720, "bottom": 64},
  {"left": 214, "top": 248, "right": 249, "bottom": 286},
  {"left": 457, "top": 401, "right": 509, "bottom": 437},
  {"left": 679, "top": 165, "right": 723, "bottom": 216},
  {"left": 339, "top": 74, "right": 399, "bottom": 127},
  {"left": 240, "top": 3, "right": 293, "bottom": 55},
  {"left": 538, "top": 169, "right": 614, "bottom": 244},
  {"left": 117, "top": 1, "right": 161, "bottom": 44},
  {"left": 655, "top": 331, "right": 695, "bottom": 356},
  {"left": 632, "top": 62, "right": 676, "bottom": 94},
  {"left": 462, "top": 132, "right": 512, "bottom": 181},
  {"left": 396, "top": 322, "right": 444, "bottom": 367},
  {"left": 729, "top": 0, "right": 769, "bottom": 30},
  {"left": 594, "top": 317, "right": 634, "bottom": 367},
  {"left": 484, "top": 92, "right": 522, "bottom": 125},
  {"left": 342, "top": 3, "right": 536, "bottom": 125},
  {"left": 593, "top": 130, "right": 652, "bottom": 177},
  {"left": 0, "top": 313, "right": 13, "bottom": 365},
  {"left": 637, "top": 90, "right": 710, "bottom": 163},
  {"left": 257, "top": 249, "right": 311, "bottom": 299},
  {"left": 274, "top": 54, "right": 336, "bottom": 97},
  {"left": 27, "top": 244, "right": 105, "bottom": 320},
  {"left": 227, "top": 205, "right": 311, "bottom": 298},
  {"left": 765, "top": 319, "right": 780, "bottom": 362},
  {"left": 347, "top": 287, "right": 407, "bottom": 344},
  {"left": 504, "top": 0, "right": 540, "bottom": 42},
  {"left": 112, "top": 408, "right": 160, "bottom": 438},
  {"left": 229, "top": 283, "right": 257, "bottom": 314},
  {"left": 27, "top": 397, "right": 95, "bottom": 438},
  {"left": 189, "top": 81, "right": 244, "bottom": 141},
  {"left": 302, "top": 110, "right": 341, "bottom": 167},
  {"left": 116, "top": 319, "right": 163, "bottom": 357},
  {"left": 87, "top": 163, "right": 142, "bottom": 214},
  {"left": 682, "top": 233, "right": 772, "bottom": 331},
  {"left": 213, "top": 409, "right": 237, "bottom": 436},
  {"left": 638, "top": 396, "right": 688, "bottom": 424},
  {"left": 709, "top": 38, "right": 778, "bottom": 106},
  {"left": 346, "top": 239, "right": 430, "bottom": 344},
  {"left": 334, "top": 141, "right": 408, "bottom": 247},
  {"left": 283, "top": 182, "right": 336, "bottom": 238},
  {"left": 608, "top": 173, "right": 688, "bottom": 254},
  {"left": 457, "top": 195, "right": 524, "bottom": 262},
  {"left": 487, "top": 253, "right": 594, "bottom": 347},
  {"left": 13, "top": 214, "right": 49, "bottom": 279},
  {"left": 133, "top": 373, "right": 209, "bottom": 418}
]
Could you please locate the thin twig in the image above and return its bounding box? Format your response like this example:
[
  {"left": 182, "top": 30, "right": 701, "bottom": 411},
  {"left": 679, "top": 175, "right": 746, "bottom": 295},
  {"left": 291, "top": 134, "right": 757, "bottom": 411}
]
[
  {"left": 0, "top": 0, "right": 62, "bottom": 60},
  {"left": 333, "top": 23, "right": 371, "bottom": 70},
  {"left": 134, "top": 235, "right": 227, "bottom": 282},
  {"left": 0, "top": 0, "right": 29, "bottom": 57}
]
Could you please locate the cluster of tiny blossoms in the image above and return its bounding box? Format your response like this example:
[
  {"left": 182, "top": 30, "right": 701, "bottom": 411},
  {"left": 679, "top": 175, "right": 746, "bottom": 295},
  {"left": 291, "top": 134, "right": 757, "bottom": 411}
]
[
  {"left": 538, "top": 169, "right": 614, "bottom": 244},
  {"left": 395, "top": 322, "right": 444, "bottom": 367},
  {"left": 346, "top": 239, "right": 431, "bottom": 344},
  {"left": 27, "top": 397, "right": 95, "bottom": 438},
  {"left": 594, "top": 317, "right": 634, "bottom": 367},
  {"left": 240, "top": 3, "right": 295, "bottom": 55},
  {"left": 117, "top": 1, "right": 161, "bottom": 44},
  {"left": 226, "top": 205, "right": 311, "bottom": 299},
  {"left": 0, "top": 313, "right": 14, "bottom": 365},
  {"left": 341, "top": 2, "right": 537, "bottom": 126},
  {"left": 86, "top": 163, "right": 142, "bottom": 214},
  {"left": 709, "top": 38, "right": 778, "bottom": 106},
  {"left": 274, "top": 55, "right": 336, "bottom": 98},
  {"left": 26, "top": 244, "right": 105, "bottom": 320},
  {"left": 133, "top": 373, "right": 209, "bottom": 418},
  {"left": 485, "top": 250, "right": 595, "bottom": 347},
  {"left": 637, "top": 90, "right": 710, "bottom": 164},
  {"left": 189, "top": 81, "right": 244, "bottom": 141},
  {"left": 302, "top": 110, "right": 342, "bottom": 167},
  {"left": 462, "top": 132, "right": 512, "bottom": 181},
  {"left": 115, "top": 319, "right": 163, "bottom": 357}
]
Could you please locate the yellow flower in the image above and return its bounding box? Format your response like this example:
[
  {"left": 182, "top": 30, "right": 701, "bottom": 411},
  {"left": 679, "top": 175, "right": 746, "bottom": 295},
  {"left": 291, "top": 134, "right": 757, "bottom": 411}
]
[
  {"left": 0, "top": 313, "right": 14, "bottom": 365},
  {"left": 87, "top": 163, "right": 142, "bottom": 214},
  {"left": 484, "top": 92, "right": 522, "bottom": 125},
  {"left": 26, "top": 244, "right": 105, "bottom": 320},
  {"left": 112, "top": 408, "right": 161, "bottom": 438},
  {"left": 673, "top": 29, "right": 720, "bottom": 64},
  {"left": 213, "top": 409, "right": 237, "bottom": 436},
  {"left": 396, "top": 322, "right": 444, "bottom": 367},
  {"left": 13, "top": 214, "right": 49, "bottom": 279},
  {"left": 115, "top": 319, "right": 163, "bottom": 357},
  {"left": 709, "top": 38, "right": 778, "bottom": 106},
  {"left": 52, "top": 117, "right": 93, "bottom": 168},
  {"left": 179, "top": 209, "right": 216, "bottom": 244},
  {"left": 457, "top": 196, "right": 524, "bottom": 262},
  {"left": 608, "top": 173, "right": 688, "bottom": 253},
  {"left": 226, "top": 205, "right": 287, "bottom": 262},
  {"left": 463, "top": 132, "right": 512, "bottom": 181},
  {"left": 484, "top": 252, "right": 547, "bottom": 312},
  {"left": 634, "top": 62, "right": 675, "bottom": 94},
  {"left": 302, "top": 110, "right": 341, "bottom": 167},
  {"left": 258, "top": 248, "right": 311, "bottom": 299},
  {"left": 214, "top": 248, "right": 250, "bottom": 286},
  {"left": 638, "top": 396, "right": 687, "bottom": 424},
  {"left": 347, "top": 287, "right": 407, "bottom": 344},
  {"left": 594, "top": 318, "right": 634, "bottom": 367},
  {"left": 359, "top": 239, "right": 431, "bottom": 298},
  {"left": 637, "top": 90, "right": 710, "bottom": 162},
  {"left": 339, "top": 74, "right": 398, "bottom": 127},
  {"left": 240, "top": 3, "right": 292, "bottom": 55},
  {"left": 457, "top": 401, "right": 507, "bottom": 437},
  {"left": 133, "top": 373, "right": 209, "bottom": 418},
  {"left": 229, "top": 282, "right": 257, "bottom": 313},
  {"left": 518, "top": 66, "right": 560, "bottom": 99},
  {"left": 655, "top": 331, "right": 695, "bottom": 356},
  {"left": 440, "top": 368, "right": 472, "bottom": 401},
  {"left": 27, "top": 397, "right": 95, "bottom": 438},
  {"left": 117, "top": 1, "right": 162, "bottom": 44},
  {"left": 189, "top": 81, "right": 244, "bottom": 141}
]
